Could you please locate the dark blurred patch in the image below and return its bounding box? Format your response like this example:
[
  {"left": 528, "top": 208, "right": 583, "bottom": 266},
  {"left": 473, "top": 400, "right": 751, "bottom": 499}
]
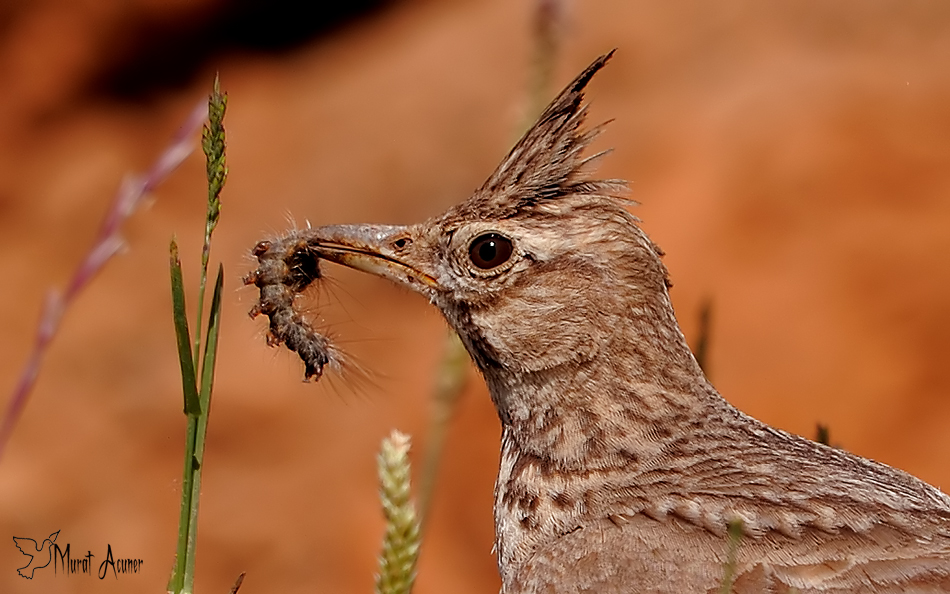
[
  {"left": 93, "top": 0, "right": 396, "bottom": 100},
  {"left": 0, "top": 4, "right": 20, "bottom": 37}
]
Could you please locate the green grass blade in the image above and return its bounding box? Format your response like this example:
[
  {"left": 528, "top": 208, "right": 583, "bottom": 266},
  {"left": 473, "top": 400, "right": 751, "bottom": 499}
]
[
  {"left": 169, "top": 415, "right": 198, "bottom": 594},
  {"left": 182, "top": 265, "right": 224, "bottom": 592},
  {"left": 168, "top": 237, "right": 201, "bottom": 594},
  {"left": 198, "top": 265, "right": 225, "bottom": 416},
  {"left": 170, "top": 239, "right": 200, "bottom": 417}
]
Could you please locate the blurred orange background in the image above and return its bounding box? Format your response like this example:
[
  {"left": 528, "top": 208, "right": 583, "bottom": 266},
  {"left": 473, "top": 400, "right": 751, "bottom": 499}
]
[{"left": 2, "top": 1, "right": 950, "bottom": 593}]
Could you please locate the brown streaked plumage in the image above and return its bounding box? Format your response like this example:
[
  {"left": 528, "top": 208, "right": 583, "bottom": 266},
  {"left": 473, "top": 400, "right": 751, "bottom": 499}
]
[{"left": 248, "top": 52, "right": 950, "bottom": 593}]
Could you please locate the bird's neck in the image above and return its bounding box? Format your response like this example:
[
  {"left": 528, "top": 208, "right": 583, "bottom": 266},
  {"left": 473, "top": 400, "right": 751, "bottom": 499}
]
[
  {"left": 488, "top": 367, "right": 717, "bottom": 472},
  {"left": 482, "top": 309, "right": 733, "bottom": 582},
  {"left": 481, "top": 300, "right": 716, "bottom": 470}
]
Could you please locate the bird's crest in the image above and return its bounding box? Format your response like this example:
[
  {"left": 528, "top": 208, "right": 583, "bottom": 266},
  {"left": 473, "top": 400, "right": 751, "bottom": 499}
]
[{"left": 464, "top": 50, "right": 625, "bottom": 219}]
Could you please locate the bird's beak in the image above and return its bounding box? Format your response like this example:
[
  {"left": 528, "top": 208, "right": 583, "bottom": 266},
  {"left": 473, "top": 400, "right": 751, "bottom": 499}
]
[{"left": 312, "top": 224, "right": 439, "bottom": 292}]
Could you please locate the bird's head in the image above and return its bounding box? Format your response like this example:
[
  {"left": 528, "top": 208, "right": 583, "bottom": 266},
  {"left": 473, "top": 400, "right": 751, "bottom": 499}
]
[{"left": 311, "top": 52, "right": 704, "bottom": 419}]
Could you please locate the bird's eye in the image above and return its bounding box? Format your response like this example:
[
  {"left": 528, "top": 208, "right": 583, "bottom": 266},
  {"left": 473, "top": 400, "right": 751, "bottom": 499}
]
[{"left": 469, "top": 233, "right": 514, "bottom": 270}]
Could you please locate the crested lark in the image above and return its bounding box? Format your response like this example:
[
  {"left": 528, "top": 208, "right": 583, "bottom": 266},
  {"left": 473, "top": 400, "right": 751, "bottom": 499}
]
[{"left": 247, "top": 52, "right": 950, "bottom": 593}]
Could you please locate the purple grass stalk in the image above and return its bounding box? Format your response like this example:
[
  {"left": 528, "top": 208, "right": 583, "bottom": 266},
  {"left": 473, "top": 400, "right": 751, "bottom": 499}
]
[{"left": 0, "top": 99, "right": 207, "bottom": 460}]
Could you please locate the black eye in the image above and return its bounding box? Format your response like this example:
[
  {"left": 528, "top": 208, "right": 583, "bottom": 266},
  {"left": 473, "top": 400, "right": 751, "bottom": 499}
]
[{"left": 469, "top": 233, "right": 514, "bottom": 270}]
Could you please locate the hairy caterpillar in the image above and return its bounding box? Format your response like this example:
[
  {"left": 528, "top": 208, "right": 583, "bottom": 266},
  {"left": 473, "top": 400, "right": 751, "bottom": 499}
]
[{"left": 243, "top": 230, "right": 342, "bottom": 382}]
